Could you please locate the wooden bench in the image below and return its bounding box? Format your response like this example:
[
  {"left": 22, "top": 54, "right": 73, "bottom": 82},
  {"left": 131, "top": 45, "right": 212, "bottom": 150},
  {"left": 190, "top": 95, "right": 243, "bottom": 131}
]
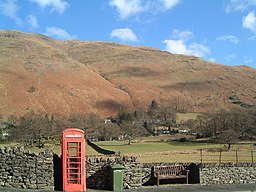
[{"left": 153, "top": 165, "right": 189, "bottom": 186}]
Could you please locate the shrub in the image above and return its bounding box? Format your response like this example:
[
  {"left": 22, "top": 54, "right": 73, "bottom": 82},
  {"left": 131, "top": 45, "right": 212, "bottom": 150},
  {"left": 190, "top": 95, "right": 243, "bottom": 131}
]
[{"left": 179, "top": 137, "right": 187, "bottom": 142}]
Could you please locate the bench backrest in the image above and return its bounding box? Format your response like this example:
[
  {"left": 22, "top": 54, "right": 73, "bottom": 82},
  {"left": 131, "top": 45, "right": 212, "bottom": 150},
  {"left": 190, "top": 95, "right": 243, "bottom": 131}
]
[{"left": 153, "top": 166, "right": 186, "bottom": 177}]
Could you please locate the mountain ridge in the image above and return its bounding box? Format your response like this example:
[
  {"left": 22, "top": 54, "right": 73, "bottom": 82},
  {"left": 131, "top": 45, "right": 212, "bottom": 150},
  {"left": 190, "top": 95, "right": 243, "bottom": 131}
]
[{"left": 0, "top": 30, "right": 255, "bottom": 117}]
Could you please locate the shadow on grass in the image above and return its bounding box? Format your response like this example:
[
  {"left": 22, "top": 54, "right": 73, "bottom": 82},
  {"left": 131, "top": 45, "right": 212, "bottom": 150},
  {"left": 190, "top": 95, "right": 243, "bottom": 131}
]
[{"left": 97, "top": 144, "right": 128, "bottom": 147}]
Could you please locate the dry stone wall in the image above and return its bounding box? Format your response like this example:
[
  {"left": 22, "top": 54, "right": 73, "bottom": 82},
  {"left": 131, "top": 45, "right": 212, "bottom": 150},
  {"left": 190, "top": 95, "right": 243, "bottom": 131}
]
[
  {"left": 0, "top": 147, "right": 256, "bottom": 190},
  {"left": 0, "top": 147, "right": 54, "bottom": 190},
  {"left": 86, "top": 155, "right": 141, "bottom": 190},
  {"left": 86, "top": 158, "right": 195, "bottom": 189},
  {"left": 200, "top": 163, "right": 256, "bottom": 185}
]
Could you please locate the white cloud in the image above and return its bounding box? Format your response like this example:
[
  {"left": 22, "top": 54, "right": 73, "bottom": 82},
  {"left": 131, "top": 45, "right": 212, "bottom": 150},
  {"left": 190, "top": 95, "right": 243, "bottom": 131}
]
[
  {"left": 44, "top": 27, "right": 76, "bottom": 40},
  {"left": 209, "top": 58, "right": 216, "bottom": 62},
  {"left": 164, "top": 29, "right": 210, "bottom": 58},
  {"left": 243, "top": 56, "right": 254, "bottom": 63},
  {"left": 111, "top": 28, "right": 138, "bottom": 41},
  {"left": 225, "top": 0, "right": 256, "bottom": 13},
  {"left": 243, "top": 12, "right": 256, "bottom": 33},
  {"left": 27, "top": 14, "right": 39, "bottom": 29},
  {"left": 0, "top": 0, "right": 17, "bottom": 18},
  {"left": 109, "top": 0, "right": 180, "bottom": 19},
  {"left": 163, "top": 40, "right": 210, "bottom": 58},
  {"left": 109, "top": 0, "right": 143, "bottom": 19},
  {"left": 163, "top": 40, "right": 190, "bottom": 55},
  {"left": 225, "top": 53, "right": 237, "bottom": 62},
  {"left": 0, "top": 0, "right": 22, "bottom": 25},
  {"left": 30, "top": 0, "right": 69, "bottom": 14},
  {"left": 161, "top": 0, "right": 180, "bottom": 10},
  {"left": 172, "top": 29, "right": 194, "bottom": 41},
  {"left": 189, "top": 43, "right": 210, "bottom": 58},
  {"left": 216, "top": 35, "right": 240, "bottom": 43},
  {"left": 248, "top": 35, "right": 256, "bottom": 40}
]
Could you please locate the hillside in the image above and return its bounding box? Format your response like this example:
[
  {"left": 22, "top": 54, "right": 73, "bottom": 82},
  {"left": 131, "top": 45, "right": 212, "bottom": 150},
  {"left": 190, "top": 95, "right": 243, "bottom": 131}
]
[{"left": 0, "top": 30, "right": 256, "bottom": 117}]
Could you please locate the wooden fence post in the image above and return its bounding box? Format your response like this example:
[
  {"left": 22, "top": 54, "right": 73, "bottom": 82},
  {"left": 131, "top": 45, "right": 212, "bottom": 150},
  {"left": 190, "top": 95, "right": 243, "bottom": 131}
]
[
  {"left": 236, "top": 150, "right": 238, "bottom": 163},
  {"left": 200, "top": 149, "right": 203, "bottom": 164},
  {"left": 219, "top": 149, "right": 222, "bottom": 163}
]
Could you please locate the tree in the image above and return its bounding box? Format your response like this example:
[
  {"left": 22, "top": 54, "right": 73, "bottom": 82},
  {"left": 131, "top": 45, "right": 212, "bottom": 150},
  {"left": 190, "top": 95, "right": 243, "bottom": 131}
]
[
  {"left": 194, "top": 114, "right": 211, "bottom": 137},
  {"left": 120, "top": 122, "right": 135, "bottom": 145},
  {"left": 246, "top": 108, "right": 256, "bottom": 140},
  {"left": 13, "top": 110, "right": 46, "bottom": 147},
  {"left": 118, "top": 109, "right": 134, "bottom": 123},
  {"left": 158, "top": 105, "right": 176, "bottom": 126},
  {"left": 193, "top": 108, "right": 256, "bottom": 146},
  {"left": 98, "top": 123, "right": 121, "bottom": 141},
  {"left": 216, "top": 129, "right": 239, "bottom": 150},
  {"left": 148, "top": 100, "right": 158, "bottom": 119},
  {"left": 150, "top": 100, "right": 158, "bottom": 109}
]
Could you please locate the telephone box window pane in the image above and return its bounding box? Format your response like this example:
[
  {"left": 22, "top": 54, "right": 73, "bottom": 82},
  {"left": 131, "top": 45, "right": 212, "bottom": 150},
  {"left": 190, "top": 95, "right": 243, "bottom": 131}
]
[
  {"left": 67, "top": 142, "right": 82, "bottom": 184},
  {"left": 67, "top": 142, "right": 82, "bottom": 157}
]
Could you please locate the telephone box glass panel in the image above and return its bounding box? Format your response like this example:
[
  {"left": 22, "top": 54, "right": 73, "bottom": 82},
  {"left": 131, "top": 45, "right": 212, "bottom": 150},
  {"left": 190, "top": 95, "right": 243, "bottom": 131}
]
[{"left": 67, "top": 142, "right": 82, "bottom": 184}]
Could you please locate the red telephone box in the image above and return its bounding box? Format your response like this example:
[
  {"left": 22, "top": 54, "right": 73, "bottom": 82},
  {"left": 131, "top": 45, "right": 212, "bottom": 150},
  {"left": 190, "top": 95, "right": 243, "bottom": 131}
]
[{"left": 62, "top": 128, "right": 86, "bottom": 192}]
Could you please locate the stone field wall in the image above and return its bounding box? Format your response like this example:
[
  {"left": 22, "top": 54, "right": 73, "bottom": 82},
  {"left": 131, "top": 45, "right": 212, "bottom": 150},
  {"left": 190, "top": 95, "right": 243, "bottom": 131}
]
[
  {"left": 200, "top": 163, "right": 256, "bottom": 185},
  {"left": 0, "top": 147, "right": 54, "bottom": 190},
  {"left": 0, "top": 147, "right": 255, "bottom": 190}
]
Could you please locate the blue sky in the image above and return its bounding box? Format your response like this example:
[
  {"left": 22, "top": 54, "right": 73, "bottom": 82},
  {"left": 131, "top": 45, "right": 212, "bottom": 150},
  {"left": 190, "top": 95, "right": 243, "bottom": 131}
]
[{"left": 0, "top": 0, "right": 256, "bottom": 68}]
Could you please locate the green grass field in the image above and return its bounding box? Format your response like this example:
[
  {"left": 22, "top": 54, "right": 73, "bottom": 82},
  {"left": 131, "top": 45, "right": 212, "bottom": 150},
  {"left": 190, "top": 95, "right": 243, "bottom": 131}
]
[
  {"left": 94, "top": 140, "right": 220, "bottom": 154},
  {"left": 93, "top": 139, "right": 256, "bottom": 163},
  {"left": 1, "top": 136, "right": 255, "bottom": 163},
  {"left": 176, "top": 112, "right": 199, "bottom": 123}
]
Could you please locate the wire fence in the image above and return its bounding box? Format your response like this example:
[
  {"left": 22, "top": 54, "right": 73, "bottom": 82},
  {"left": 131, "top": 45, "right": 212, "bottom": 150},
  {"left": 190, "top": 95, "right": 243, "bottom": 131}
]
[
  {"left": 200, "top": 149, "right": 255, "bottom": 163},
  {"left": 137, "top": 150, "right": 256, "bottom": 163}
]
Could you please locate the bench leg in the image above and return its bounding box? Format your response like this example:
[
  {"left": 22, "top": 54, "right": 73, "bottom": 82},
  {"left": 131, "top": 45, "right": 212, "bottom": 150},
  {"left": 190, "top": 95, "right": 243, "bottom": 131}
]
[
  {"left": 157, "top": 173, "right": 160, "bottom": 186},
  {"left": 186, "top": 176, "right": 189, "bottom": 184}
]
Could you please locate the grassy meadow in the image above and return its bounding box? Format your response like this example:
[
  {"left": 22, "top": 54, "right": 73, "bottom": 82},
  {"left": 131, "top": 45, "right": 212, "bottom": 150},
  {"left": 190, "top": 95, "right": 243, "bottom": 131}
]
[
  {"left": 93, "top": 137, "right": 255, "bottom": 163},
  {"left": 176, "top": 112, "right": 199, "bottom": 123},
  {"left": 1, "top": 134, "right": 255, "bottom": 163}
]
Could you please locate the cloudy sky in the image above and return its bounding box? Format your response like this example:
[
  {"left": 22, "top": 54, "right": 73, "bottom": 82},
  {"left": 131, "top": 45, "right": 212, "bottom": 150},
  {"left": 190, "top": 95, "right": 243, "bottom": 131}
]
[{"left": 0, "top": 0, "right": 256, "bottom": 68}]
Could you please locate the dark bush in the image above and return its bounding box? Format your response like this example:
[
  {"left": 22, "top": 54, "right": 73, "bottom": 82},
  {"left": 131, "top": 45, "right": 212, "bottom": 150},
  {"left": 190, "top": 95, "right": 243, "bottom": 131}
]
[{"left": 179, "top": 137, "right": 187, "bottom": 142}]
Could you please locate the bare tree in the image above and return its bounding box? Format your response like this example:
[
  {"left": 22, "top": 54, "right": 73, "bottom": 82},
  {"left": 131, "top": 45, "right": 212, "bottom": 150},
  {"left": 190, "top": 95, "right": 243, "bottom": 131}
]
[{"left": 216, "top": 129, "right": 239, "bottom": 150}]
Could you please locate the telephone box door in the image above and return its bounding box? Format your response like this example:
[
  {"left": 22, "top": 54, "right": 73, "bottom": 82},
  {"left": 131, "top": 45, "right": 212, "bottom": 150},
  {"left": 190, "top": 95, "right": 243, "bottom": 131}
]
[{"left": 62, "top": 128, "right": 86, "bottom": 192}]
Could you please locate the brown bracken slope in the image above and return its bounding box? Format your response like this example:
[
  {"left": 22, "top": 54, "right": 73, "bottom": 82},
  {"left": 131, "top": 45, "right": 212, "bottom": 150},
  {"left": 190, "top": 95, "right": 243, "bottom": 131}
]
[{"left": 0, "top": 30, "right": 256, "bottom": 117}]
